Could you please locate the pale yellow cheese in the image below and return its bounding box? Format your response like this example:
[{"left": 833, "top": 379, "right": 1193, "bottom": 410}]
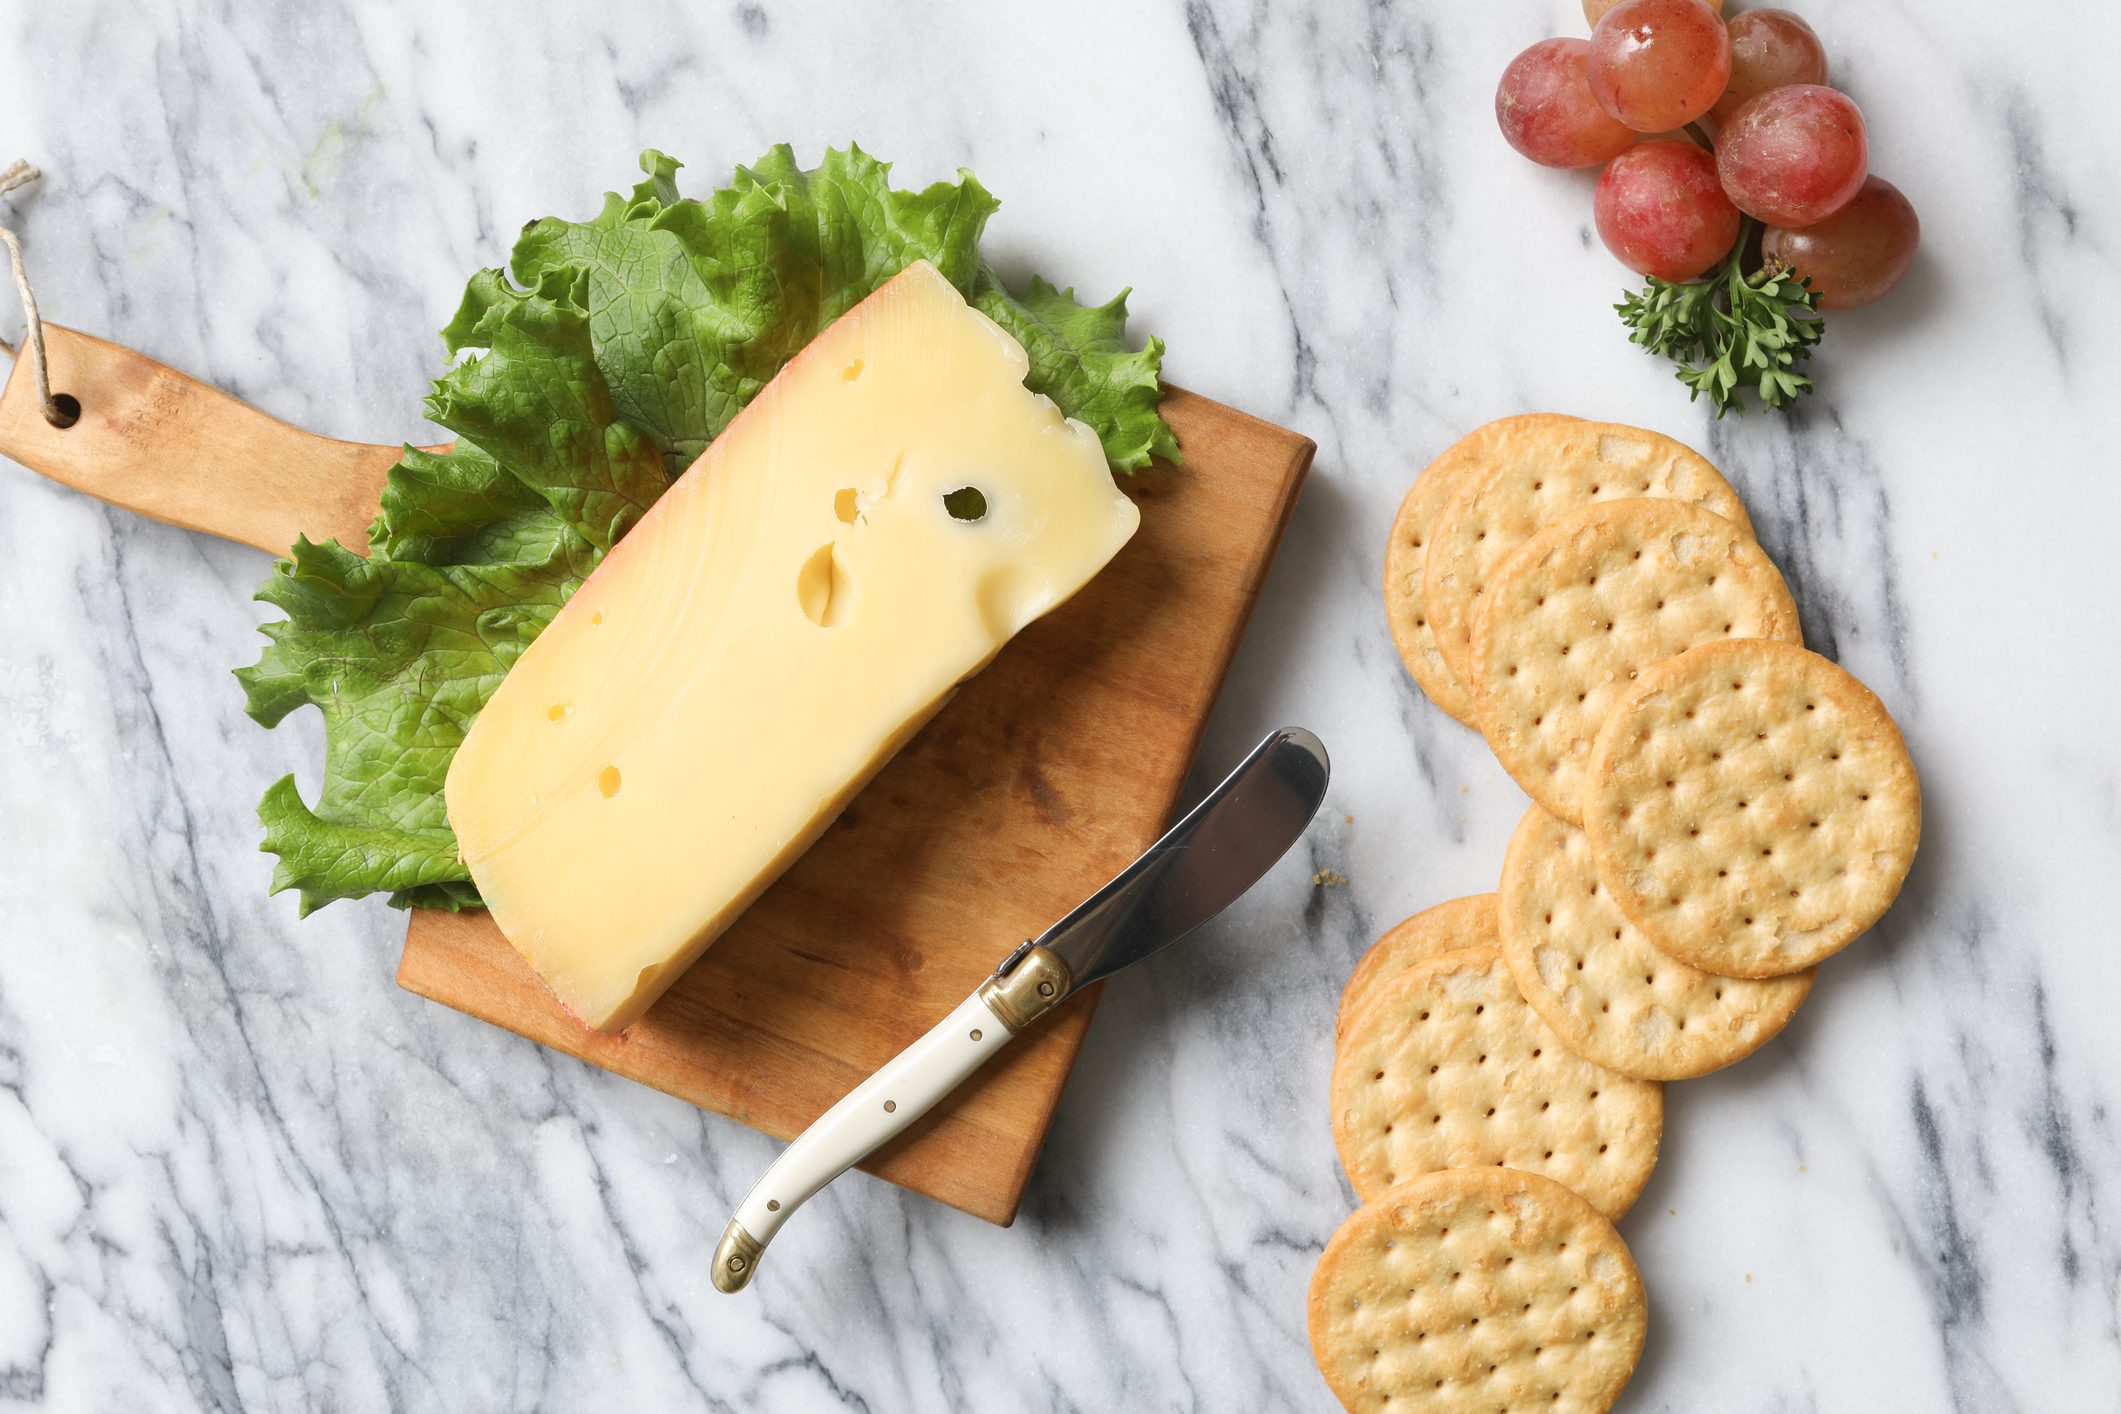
[{"left": 443, "top": 260, "right": 1141, "bottom": 1032}]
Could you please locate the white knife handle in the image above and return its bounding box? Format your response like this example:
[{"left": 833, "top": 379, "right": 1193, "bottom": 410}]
[{"left": 712, "top": 946, "right": 1072, "bottom": 1293}]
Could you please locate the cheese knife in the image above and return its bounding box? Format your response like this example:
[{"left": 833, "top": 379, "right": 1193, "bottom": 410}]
[{"left": 711, "top": 725, "right": 1331, "bottom": 1293}]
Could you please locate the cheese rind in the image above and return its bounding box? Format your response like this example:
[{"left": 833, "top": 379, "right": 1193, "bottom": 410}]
[{"left": 443, "top": 260, "right": 1141, "bottom": 1032}]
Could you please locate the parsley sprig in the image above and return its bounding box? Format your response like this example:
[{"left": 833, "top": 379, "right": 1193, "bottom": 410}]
[{"left": 1616, "top": 217, "right": 1824, "bottom": 416}]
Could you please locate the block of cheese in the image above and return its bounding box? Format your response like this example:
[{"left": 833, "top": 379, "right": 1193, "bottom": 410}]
[{"left": 443, "top": 260, "right": 1142, "bottom": 1032}]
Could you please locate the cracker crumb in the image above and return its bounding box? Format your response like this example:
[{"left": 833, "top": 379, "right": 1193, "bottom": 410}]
[
  {"left": 1745, "top": 1273, "right": 1753, "bottom": 1283},
  {"left": 1313, "top": 869, "right": 1349, "bottom": 888}
]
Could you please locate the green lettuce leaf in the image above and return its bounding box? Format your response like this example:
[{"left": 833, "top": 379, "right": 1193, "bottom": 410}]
[
  {"left": 239, "top": 530, "right": 592, "bottom": 912},
  {"left": 239, "top": 145, "right": 1176, "bottom": 913},
  {"left": 976, "top": 273, "right": 1177, "bottom": 472}
]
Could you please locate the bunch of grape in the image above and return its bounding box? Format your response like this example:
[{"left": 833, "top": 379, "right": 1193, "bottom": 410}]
[{"left": 1496, "top": 0, "right": 1919, "bottom": 410}]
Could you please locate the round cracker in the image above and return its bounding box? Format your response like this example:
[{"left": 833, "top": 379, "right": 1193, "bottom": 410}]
[
  {"left": 1337, "top": 895, "right": 1499, "bottom": 1041},
  {"left": 1387, "top": 415, "right": 1579, "bottom": 727},
  {"left": 1425, "top": 420, "right": 1750, "bottom": 692},
  {"left": 1470, "top": 498, "right": 1802, "bottom": 825},
  {"left": 1498, "top": 804, "right": 1814, "bottom": 1080},
  {"left": 1307, "top": 1167, "right": 1647, "bottom": 1414},
  {"left": 1584, "top": 639, "right": 1921, "bottom": 978},
  {"left": 1330, "top": 945, "right": 1662, "bottom": 1217}
]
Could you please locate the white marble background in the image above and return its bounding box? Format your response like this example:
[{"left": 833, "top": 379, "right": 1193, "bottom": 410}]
[{"left": 2, "top": 1, "right": 2116, "bottom": 1409}]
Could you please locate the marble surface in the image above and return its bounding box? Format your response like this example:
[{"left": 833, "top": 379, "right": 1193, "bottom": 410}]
[{"left": 2, "top": 1, "right": 2117, "bottom": 1408}]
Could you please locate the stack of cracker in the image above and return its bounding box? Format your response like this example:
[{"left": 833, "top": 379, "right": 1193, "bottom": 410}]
[{"left": 1308, "top": 418, "right": 1920, "bottom": 1412}]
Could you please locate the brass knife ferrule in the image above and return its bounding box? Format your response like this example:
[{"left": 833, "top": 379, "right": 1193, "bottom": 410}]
[{"left": 977, "top": 945, "right": 1072, "bottom": 1034}]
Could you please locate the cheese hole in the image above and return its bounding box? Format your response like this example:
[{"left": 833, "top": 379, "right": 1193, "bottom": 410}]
[
  {"left": 598, "top": 765, "right": 622, "bottom": 798},
  {"left": 796, "top": 542, "right": 852, "bottom": 628},
  {"left": 834, "top": 487, "right": 861, "bottom": 524},
  {"left": 943, "top": 485, "right": 989, "bottom": 522},
  {"left": 842, "top": 357, "right": 864, "bottom": 382}
]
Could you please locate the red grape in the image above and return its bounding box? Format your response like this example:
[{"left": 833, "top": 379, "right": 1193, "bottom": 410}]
[
  {"left": 1762, "top": 176, "right": 1919, "bottom": 309},
  {"left": 1585, "top": 0, "right": 1720, "bottom": 25},
  {"left": 1588, "top": 0, "right": 1733, "bottom": 133},
  {"left": 1716, "top": 84, "right": 1867, "bottom": 226},
  {"left": 1497, "top": 38, "right": 1641, "bottom": 168},
  {"left": 1711, "top": 10, "right": 1829, "bottom": 124},
  {"left": 1595, "top": 140, "right": 1742, "bottom": 281}
]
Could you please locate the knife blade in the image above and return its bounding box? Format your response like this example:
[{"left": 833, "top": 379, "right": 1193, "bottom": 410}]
[
  {"left": 1028, "top": 724, "right": 1331, "bottom": 995},
  {"left": 711, "top": 725, "right": 1331, "bottom": 1293}
]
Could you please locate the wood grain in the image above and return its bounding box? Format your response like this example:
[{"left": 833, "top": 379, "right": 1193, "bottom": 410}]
[
  {"left": 0, "top": 324, "right": 432, "bottom": 554},
  {"left": 0, "top": 331, "right": 1314, "bottom": 1227}
]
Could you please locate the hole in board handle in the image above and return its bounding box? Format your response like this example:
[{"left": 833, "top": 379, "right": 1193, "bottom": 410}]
[{"left": 46, "top": 392, "right": 80, "bottom": 429}]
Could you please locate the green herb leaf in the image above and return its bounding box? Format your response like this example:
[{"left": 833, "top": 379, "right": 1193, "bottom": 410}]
[
  {"left": 1616, "top": 225, "right": 1824, "bottom": 416},
  {"left": 240, "top": 146, "right": 1176, "bottom": 913}
]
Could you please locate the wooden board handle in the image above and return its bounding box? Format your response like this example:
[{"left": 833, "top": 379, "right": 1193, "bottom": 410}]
[{"left": 0, "top": 325, "right": 426, "bottom": 555}]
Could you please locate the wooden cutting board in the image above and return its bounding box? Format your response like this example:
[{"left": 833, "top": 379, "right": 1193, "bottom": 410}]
[{"left": 0, "top": 324, "right": 1313, "bottom": 1225}]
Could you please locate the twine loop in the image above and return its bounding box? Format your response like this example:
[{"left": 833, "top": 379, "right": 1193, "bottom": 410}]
[{"left": 0, "top": 159, "right": 74, "bottom": 428}]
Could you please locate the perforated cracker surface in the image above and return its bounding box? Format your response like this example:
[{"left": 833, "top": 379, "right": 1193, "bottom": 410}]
[
  {"left": 1425, "top": 421, "right": 1749, "bottom": 691},
  {"left": 1331, "top": 946, "right": 1662, "bottom": 1216},
  {"left": 1338, "top": 895, "right": 1500, "bottom": 1040},
  {"left": 1584, "top": 639, "right": 1921, "bottom": 978},
  {"left": 1498, "top": 805, "right": 1813, "bottom": 1080},
  {"left": 1306, "top": 1167, "right": 1647, "bottom": 1414},
  {"left": 1470, "top": 498, "right": 1801, "bottom": 825},
  {"left": 1388, "top": 416, "right": 1578, "bottom": 727}
]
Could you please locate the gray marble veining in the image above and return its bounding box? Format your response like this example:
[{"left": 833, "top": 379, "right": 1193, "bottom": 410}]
[{"left": 3, "top": 1, "right": 2119, "bottom": 1409}]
